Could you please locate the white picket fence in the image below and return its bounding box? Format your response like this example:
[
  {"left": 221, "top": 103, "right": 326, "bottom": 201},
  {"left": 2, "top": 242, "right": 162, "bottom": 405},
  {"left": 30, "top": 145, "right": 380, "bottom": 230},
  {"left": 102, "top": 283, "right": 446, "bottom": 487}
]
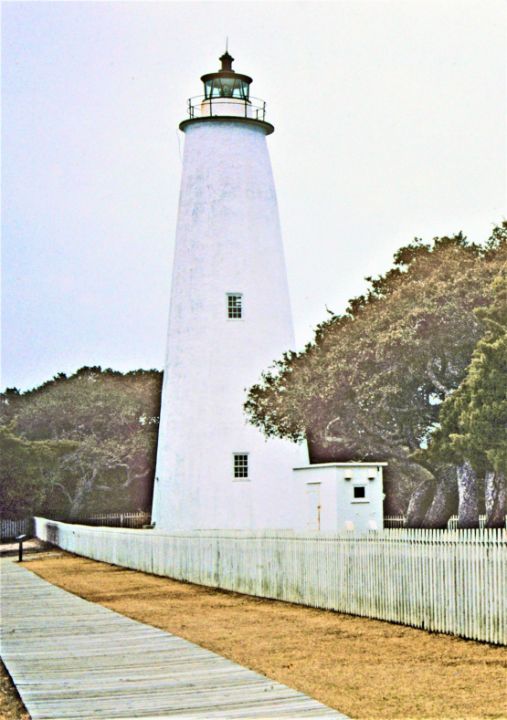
[
  {"left": 1, "top": 518, "right": 32, "bottom": 541},
  {"left": 447, "top": 514, "right": 490, "bottom": 529},
  {"left": 384, "top": 515, "right": 406, "bottom": 528},
  {"left": 384, "top": 514, "right": 503, "bottom": 529},
  {"left": 77, "top": 511, "right": 151, "bottom": 528},
  {"left": 34, "top": 518, "right": 506, "bottom": 645},
  {"left": 0, "top": 512, "right": 151, "bottom": 539}
]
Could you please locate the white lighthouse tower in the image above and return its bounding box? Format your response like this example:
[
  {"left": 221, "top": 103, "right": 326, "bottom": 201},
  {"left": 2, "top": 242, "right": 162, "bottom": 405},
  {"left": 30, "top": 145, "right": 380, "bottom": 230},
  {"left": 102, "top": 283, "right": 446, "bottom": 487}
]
[{"left": 152, "top": 51, "right": 304, "bottom": 531}]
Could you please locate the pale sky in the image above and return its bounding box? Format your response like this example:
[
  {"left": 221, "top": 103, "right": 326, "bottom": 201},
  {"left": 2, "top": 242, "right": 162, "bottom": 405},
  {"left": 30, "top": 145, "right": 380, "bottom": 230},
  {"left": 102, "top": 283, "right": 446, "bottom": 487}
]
[{"left": 2, "top": 0, "right": 506, "bottom": 391}]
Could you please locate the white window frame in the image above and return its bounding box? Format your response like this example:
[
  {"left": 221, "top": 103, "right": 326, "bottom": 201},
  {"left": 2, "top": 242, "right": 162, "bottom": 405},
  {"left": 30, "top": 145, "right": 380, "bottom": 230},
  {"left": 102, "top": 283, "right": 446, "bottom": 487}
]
[
  {"left": 233, "top": 452, "right": 250, "bottom": 481},
  {"left": 227, "top": 293, "right": 243, "bottom": 320},
  {"left": 352, "top": 485, "right": 369, "bottom": 503}
]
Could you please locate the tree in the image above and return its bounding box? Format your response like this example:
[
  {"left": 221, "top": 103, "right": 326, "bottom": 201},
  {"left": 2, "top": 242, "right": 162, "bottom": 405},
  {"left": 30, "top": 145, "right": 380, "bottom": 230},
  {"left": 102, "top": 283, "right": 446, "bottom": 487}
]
[
  {"left": 0, "top": 425, "right": 77, "bottom": 518},
  {"left": 0, "top": 367, "right": 162, "bottom": 518},
  {"left": 245, "top": 224, "right": 507, "bottom": 522},
  {"left": 426, "top": 267, "right": 507, "bottom": 527}
]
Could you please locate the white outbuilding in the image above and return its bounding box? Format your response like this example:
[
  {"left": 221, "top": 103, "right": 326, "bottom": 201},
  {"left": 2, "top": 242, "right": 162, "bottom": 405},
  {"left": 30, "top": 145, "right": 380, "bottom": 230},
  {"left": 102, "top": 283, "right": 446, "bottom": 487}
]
[{"left": 293, "top": 462, "right": 387, "bottom": 533}]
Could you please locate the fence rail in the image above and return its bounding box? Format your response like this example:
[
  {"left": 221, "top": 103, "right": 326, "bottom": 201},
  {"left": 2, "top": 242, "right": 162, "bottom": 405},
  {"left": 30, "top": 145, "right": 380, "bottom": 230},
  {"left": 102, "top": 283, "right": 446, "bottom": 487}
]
[{"left": 34, "top": 518, "right": 506, "bottom": 645}]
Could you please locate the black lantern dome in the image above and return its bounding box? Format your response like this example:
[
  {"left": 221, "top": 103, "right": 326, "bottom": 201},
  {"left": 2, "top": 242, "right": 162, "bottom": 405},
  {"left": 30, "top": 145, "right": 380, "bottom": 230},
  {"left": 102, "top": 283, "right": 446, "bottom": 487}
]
[{"left": 200, "top": 52, "right": 252, "bottom": 101}]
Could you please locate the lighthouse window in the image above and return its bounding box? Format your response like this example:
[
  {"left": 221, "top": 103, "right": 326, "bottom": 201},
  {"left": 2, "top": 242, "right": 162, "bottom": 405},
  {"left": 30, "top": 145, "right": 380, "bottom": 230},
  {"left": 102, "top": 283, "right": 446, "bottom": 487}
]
[
  {"left": 233, "top": 453, "right": 249, "bottom": 479},
  {"left": 227, "top": 293, "right": 243, "bottom": 319}
]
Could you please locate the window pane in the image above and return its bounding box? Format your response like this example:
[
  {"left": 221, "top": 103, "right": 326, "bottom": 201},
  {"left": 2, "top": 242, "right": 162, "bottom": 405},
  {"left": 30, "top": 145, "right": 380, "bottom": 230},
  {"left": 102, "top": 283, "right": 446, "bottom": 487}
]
[
  {"left": 219, "top": 78, "right": 235, "bottom": 97},
  {"left": 227, "top": 294, "right": 242, "bottom": 319},
  {"left": 234, "top": 453, "right": 248, "bottom": 478},
  {"left": 232, "top": 80, "right": 248, "bottom": 99}
]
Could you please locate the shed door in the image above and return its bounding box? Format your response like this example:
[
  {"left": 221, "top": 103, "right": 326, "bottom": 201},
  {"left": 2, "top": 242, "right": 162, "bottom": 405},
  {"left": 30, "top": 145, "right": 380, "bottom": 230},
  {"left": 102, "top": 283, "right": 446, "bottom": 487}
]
[{"left": 306, "top": 482, "right": 321, "bottom": 531}]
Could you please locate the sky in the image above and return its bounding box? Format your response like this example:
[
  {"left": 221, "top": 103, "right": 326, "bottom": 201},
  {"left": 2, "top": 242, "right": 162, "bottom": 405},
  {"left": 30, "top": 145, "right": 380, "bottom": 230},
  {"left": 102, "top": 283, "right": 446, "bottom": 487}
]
[{"left": 2, "top": 0, "right": 506, "bottom": 392}]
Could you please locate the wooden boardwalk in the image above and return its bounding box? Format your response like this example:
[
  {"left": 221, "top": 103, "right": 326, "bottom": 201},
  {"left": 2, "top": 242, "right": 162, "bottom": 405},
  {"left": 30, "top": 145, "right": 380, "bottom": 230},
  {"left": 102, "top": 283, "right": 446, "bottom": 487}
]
[{"left": 0, "top": 560, "right": 347, "bottom": 719}]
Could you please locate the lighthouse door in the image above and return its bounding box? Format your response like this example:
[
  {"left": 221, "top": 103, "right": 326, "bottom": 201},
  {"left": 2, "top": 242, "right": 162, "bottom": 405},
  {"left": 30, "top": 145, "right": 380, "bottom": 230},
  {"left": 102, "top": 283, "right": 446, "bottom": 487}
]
[{"left": 305, "top": 482, "right": 321, "bottom": 531}]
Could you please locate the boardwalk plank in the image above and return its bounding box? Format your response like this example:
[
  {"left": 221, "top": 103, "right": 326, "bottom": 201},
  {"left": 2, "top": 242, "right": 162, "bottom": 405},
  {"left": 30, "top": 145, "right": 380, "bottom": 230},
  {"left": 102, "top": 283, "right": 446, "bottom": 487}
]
[{"left": 1, "top": 560, "right": 346, "bottom": 719}]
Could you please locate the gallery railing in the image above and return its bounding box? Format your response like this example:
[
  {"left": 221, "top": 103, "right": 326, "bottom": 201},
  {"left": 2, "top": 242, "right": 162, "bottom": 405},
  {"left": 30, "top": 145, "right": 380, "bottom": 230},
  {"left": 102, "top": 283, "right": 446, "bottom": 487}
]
[{"left": 186, "top": 95, "right": 267, "bottom": 122}]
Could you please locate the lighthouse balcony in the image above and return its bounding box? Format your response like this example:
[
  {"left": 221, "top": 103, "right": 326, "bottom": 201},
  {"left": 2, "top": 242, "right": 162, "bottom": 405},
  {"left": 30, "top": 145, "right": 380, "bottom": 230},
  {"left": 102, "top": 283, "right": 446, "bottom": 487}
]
[{"left": 186, "top": 95, "right": 267, "bottom": 122}]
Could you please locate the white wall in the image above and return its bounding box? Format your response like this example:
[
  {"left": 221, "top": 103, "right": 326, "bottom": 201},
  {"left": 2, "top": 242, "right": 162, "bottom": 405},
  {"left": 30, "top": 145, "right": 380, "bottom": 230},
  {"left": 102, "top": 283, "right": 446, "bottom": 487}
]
[
  {"left": 294, "top": 463, "right": 385, "bottom": 532},
  {"left": 152, "top": 118, "right": 305, "bottom": 531}
]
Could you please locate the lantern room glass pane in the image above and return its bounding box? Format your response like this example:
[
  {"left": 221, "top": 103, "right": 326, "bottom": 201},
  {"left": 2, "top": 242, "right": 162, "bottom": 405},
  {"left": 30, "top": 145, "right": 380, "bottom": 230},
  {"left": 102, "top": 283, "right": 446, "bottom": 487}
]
[
  {"left": 232, "top": 81, "right": 249, "bottom": 99},
  {"left": 203, "top": 78, "right": 250, "bottom": 100},
  {"left": 219, "top": 78, "right": 235, "bottom": 97}
]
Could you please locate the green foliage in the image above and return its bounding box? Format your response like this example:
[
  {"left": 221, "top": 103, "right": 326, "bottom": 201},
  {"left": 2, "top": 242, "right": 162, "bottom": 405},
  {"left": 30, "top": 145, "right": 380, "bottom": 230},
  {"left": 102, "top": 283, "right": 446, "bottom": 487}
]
[
  {"left": 427, "top": 266, "right": 507, "bottom": 476},
  {"left": 0, "top": 367, "right": 162, "bottom": 519},
  {"left": 0, "top": 425, "right": 77, "bottom": 519},
  {"left": 245, "top": 223, "right": 507, "bottom": 512}
]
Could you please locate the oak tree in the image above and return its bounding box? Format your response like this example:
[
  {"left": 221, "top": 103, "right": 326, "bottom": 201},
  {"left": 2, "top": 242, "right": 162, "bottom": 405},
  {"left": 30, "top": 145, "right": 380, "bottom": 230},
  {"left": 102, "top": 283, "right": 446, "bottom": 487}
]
[{"left": 245, "top": 224, "right": 507, "bottom": 523}]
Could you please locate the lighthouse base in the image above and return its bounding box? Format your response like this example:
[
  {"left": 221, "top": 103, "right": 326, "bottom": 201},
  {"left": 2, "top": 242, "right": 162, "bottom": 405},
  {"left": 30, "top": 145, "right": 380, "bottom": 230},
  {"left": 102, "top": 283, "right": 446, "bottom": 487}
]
[{"left": 152, "top": 434, "right": 307, "bottom": 532}]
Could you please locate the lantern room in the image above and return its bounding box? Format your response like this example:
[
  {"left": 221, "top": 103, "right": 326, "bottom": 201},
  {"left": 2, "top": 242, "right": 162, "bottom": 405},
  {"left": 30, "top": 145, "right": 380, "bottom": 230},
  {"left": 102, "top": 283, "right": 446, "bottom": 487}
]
[
  {"left": 180, "top": 50, "right": 273, "bottom": 134},
  {"left": 201, "top": 51, "right": 252, "bottom": 100}
]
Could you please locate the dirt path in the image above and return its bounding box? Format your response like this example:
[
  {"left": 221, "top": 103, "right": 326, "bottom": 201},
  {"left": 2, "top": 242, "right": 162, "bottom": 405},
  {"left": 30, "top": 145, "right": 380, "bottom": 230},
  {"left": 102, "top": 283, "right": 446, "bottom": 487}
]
[{"left": 23, "top": 551, "right": 507, "bottom": 720}]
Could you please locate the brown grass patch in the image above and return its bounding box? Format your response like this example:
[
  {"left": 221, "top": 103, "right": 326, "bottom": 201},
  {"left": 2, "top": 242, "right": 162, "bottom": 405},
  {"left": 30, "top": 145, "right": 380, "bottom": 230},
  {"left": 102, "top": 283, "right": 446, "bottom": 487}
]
[
  {"left": 25, "top": 551, "right": 507, "bottom": 720},
  {"left": 0, "top": 661, "right": 29, "bottom": 720}
]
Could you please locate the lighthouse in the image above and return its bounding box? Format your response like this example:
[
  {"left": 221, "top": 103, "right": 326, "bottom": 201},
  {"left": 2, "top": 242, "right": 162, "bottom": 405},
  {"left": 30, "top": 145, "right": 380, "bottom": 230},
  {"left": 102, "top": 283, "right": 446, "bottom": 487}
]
[{"left": 152, "top": 51, "right": 304, "bottom": 531}]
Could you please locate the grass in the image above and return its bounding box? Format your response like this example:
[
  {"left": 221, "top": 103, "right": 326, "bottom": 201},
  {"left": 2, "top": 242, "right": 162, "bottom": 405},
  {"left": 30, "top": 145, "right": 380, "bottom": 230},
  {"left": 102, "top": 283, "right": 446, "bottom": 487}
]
[
  {"left": 0, "top": 661, "right": 30, "bottom": 720},
  {"left": 22, "top": 550, "right": 507, "bottom": 720}
]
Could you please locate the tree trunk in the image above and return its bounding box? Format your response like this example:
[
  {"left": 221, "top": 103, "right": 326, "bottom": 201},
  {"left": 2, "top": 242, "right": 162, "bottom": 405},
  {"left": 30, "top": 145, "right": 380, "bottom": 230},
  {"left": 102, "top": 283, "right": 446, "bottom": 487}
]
[
  {"left": 406, "top": 477, "right": 435, "bottom": 528},
  {"left": 422, "top": 466, "right": 458, "bottom": 528},
  {"left": 457, "top": 460, "right": 479, "bottom": 528},
  {"left": 485, "top": 471, "right": 506, "bottom": 528},
  {"left": 68, "top": 469, "right": 97, "bottom": 519}
]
